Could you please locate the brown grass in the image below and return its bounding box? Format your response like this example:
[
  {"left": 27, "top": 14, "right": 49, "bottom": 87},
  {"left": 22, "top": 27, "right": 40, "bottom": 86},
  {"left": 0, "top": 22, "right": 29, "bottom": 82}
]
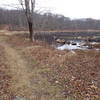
[
  {"left": 0, "top": 46, "right": 13, "bottom": 100},
  {"left": 23, "top": 46, "right": 100, "bottom": 99},
  {"left": 0, "top": 31, "right": 100, "bottom": 100}
]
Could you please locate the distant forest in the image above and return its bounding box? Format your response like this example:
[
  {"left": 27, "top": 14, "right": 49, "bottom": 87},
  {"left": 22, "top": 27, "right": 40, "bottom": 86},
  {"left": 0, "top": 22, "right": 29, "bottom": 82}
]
[{"left": 1, "top": 8, "right": 100, "bottom": 31}]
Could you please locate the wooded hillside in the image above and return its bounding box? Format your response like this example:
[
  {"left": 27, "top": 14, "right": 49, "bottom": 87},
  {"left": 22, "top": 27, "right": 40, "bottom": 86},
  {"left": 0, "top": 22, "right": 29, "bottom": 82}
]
[{"left": 1, "top": 8, "right": 100, "bottom": 31}]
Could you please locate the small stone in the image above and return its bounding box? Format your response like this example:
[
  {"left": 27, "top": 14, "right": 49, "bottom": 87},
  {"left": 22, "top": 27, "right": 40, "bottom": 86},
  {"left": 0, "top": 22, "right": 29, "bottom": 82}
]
[
  {"left": 71, "top": 76, "right": 76, "bottom": 81},
  {"left": 55, "top": 81, "right": 59, "bottom": 83}
]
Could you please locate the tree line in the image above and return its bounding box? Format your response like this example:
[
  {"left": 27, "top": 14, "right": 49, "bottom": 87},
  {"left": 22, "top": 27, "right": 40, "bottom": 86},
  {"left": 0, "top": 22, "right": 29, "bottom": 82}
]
[{"left": 1, "top": 8, "right": 100, "bottom": 31}]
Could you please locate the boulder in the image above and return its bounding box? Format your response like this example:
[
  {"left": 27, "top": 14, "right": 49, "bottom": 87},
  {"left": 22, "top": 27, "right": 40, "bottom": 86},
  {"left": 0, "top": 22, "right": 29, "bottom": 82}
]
[
  {"left": 56, "top": 39, "right": 66, "bottom": 45},
  {"left": 71, "top": 42, "right": 77, "bottom": 45}
]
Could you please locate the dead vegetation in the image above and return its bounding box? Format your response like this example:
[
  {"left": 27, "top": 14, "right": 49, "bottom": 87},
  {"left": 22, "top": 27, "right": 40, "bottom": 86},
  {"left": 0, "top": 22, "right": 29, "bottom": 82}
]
[
  {"left": 0, "top": 46, "right": 13, "bottom": 100},
  {"left": 23, "top": 46, "right": 100, "bottom": 99},
  {"left": 0, "top": 31, "right": 100, "bottom": 100}
]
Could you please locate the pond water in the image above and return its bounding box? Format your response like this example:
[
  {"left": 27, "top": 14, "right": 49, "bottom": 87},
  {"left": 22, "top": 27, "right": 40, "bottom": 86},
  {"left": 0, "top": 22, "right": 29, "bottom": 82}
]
[
  {"left": 57, "top": 44, "right": 87, "bottom": 50},
  {"left": 56, "top": 41, "right": 88, "bottom": 50}
]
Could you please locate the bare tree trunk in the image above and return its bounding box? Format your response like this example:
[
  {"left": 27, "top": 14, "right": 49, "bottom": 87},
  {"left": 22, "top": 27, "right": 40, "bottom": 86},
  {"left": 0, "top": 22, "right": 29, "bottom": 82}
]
[
  {"left": 26, "top": 13, "right": 34, "bottom": 41},
  {"left": 24, "top": 0, "right": 33, "bottom": 41},
  {"left": 28, "top": 21, "right": 33, "bottom": 41},
  {"left": 18, "top": 0, "right": 35, "bottom": 41}
]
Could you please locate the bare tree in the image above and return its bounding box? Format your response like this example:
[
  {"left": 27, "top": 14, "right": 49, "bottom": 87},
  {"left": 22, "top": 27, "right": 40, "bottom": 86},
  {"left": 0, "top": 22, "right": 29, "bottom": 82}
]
[{"left": 18, "top": 0, "right": 35, "bottom": 41}]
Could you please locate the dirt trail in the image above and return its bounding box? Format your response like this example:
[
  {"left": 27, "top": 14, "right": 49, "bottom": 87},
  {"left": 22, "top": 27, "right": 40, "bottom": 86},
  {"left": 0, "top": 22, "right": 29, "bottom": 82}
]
[
  {"left": 0, "top": 34, "right": 61, "bottom": 100},
  {"left": 4, "top": 45, "right": 31, "bottom": 93},
  {"left": 0, "top": 35, "right": 33, "bottom": 98}
]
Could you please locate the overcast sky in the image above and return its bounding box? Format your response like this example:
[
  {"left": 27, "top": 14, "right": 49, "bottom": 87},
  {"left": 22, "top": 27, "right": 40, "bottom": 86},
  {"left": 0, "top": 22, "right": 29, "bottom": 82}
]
[{"left": 0, "top": 0, "right": 100, "bottom": 19}]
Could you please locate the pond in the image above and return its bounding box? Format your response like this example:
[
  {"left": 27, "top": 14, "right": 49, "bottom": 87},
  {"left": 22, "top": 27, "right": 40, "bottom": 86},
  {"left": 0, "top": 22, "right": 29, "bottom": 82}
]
[
  {"left": 56, "top": 42, "right": 88, "bottom": 50},
  {"left": 56, "top": 40, "right": 100, "bottom": 50}
]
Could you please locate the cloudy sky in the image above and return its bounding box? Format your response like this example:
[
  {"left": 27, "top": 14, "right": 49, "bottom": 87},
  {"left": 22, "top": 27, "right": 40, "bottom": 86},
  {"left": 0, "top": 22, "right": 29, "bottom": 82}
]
[{"left": 0, "top": 0, "right": 100, "bottom": 19}]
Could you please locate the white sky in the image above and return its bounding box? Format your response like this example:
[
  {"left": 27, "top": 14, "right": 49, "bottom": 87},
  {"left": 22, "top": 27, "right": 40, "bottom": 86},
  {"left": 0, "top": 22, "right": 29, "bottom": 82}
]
[{"left": 0, "top": 0, "right": 100, "bottom": 19}]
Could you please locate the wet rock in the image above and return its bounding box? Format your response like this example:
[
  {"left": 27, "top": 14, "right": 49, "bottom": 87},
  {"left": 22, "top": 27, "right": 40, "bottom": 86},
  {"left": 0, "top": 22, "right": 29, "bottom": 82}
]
[
  {"left": 71, "top": 42, "right": 77, "bottom": 45},
  {"left": 88, "top": 37, "right": 100, "bottom": 42},
  {"left": 56, "top": 38, "right": 66, "bottom": 45},
  {"left": 87, "top": 45, "right": 93, "bottom": 49},
  {"left": 66, "top": 41, "right": 70, "bottom": 45}
]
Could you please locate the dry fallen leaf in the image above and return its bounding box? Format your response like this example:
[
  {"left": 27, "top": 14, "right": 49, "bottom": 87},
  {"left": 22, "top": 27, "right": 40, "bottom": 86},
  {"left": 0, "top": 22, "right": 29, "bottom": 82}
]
[{"left": 90, "top": 84, "right": 98, "bottom": 89}]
